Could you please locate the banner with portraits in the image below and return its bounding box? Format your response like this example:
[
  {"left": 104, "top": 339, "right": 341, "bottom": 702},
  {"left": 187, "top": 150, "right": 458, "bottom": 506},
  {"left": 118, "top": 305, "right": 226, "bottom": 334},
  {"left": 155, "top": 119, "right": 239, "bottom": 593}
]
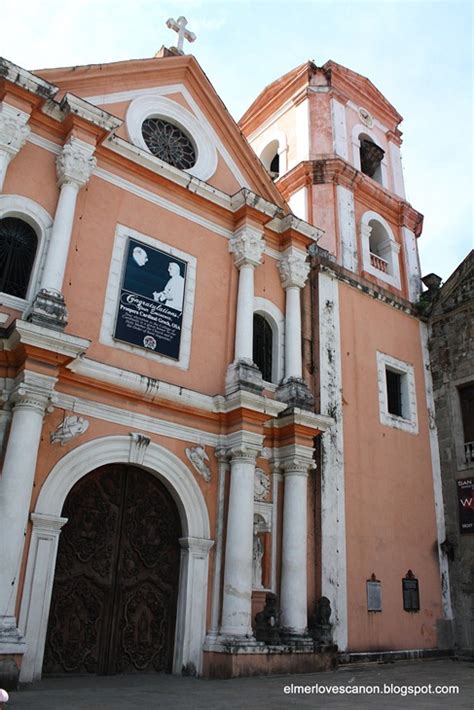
[{"left": 114, "top": 238, "right": 187, "bottom": 360}]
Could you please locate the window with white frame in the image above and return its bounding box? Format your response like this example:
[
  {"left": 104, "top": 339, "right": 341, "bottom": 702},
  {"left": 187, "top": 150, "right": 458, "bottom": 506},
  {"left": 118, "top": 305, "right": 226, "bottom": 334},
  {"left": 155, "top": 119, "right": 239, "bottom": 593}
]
[
  {"left": 361, "top": 211, "right": 401, "bottom": 290},
  {"left": 126, "top": 95, "right": 217, "bottom": 182},
  {"left": 0, "top": 195, "right": 53, "bottom": 311},
  {"left": 376, "top": 351, "right": 418, "bottom": 433}
]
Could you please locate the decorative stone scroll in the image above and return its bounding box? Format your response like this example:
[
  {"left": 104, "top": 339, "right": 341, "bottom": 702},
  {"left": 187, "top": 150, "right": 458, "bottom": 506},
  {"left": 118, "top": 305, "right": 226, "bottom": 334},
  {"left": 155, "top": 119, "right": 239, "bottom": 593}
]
[
  {"left": 254, "top": 467, "right": 271, "bottom": 501},
  {"left": 186, "top": 444, "right": 211, "bottom": 482},
  {"left": 50, "top": 415, "right": 89, "bottom": 446}
]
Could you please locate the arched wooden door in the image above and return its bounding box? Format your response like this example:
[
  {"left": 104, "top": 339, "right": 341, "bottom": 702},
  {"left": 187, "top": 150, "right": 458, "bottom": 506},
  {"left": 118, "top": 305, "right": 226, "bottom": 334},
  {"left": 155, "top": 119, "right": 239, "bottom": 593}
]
[{"left": 43, "top": 464, "right": 181, "bottom": 675}]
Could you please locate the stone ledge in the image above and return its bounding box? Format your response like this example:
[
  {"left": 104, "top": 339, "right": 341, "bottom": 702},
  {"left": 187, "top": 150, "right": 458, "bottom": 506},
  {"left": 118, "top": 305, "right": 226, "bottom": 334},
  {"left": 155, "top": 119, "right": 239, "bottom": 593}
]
[
  {"left": 203, "top": 648, "right": 338, "bottom": 678},
  {"left": 339, "top": 648, "right": 454, "bottom": 665}
]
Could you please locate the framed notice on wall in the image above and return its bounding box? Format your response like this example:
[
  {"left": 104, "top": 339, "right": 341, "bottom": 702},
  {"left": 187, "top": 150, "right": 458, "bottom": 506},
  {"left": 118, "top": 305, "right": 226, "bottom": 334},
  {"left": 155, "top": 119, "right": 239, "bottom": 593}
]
[
  {"left": 114, "top": 238, "right": 187, "bottom": 360},
  {"left": 457, "top": 478, "right": 474, "bottom": 534}
]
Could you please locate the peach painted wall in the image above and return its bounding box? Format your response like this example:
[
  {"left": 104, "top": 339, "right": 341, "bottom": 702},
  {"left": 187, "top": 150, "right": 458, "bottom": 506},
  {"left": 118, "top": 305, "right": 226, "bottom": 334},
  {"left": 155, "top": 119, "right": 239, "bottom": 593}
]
[
  {"left": 309, "top": 92, "right": 333, "bottom": 156},
  {"left": 339, "top": 282, "right": 442, "bottom": 650}
]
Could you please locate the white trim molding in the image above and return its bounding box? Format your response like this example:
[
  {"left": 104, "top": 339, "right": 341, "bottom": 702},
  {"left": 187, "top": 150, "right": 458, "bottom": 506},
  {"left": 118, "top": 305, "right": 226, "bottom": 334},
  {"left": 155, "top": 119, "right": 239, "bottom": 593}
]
[
  {"left": 0, "top": 194, "right": 53, "bottom": 311},
  {"left": 19, "top": 435, "right": 212, "bottom": 681},
  {"left": 318, "top": 271, "right": 348, "bottom": 650},
  {"left": 99, "top": 223, "right": 197, "bottom": 370},
  {"left": 361, "top": 210, "right": 401, "bottom": 290},
  {"left": 376, "top": 351, "right": 418, "bottom": 434},
  {"left": 126, "top": 94, "right": 217, "bottom": 182}
]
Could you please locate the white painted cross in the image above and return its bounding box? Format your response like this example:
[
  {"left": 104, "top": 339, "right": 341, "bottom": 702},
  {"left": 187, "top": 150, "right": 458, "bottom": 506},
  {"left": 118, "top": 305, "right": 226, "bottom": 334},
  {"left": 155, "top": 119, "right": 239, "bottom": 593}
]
[{"left": 166, "top": 16, "right": 196, "bottom": 54}]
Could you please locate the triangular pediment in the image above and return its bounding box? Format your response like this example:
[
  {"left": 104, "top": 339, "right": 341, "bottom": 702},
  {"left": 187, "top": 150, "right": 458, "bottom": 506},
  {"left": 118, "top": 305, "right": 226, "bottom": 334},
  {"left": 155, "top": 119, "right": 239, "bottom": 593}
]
[{"left": 36, "top": 52, "right": 286, "bottom": 206}]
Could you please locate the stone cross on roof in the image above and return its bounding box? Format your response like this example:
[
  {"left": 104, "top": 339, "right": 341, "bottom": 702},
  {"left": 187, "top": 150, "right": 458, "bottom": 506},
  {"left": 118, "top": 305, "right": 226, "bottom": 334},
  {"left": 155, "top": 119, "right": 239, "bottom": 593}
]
[{"left": 166, "top": 16, "right": 196, "bottom": 54}]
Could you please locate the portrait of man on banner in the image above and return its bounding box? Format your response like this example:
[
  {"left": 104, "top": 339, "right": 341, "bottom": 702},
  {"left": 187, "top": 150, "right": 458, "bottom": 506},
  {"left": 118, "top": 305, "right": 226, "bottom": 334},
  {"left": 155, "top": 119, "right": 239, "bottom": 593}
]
[{"left": 113, "top": 237, "right": 187, "bottom": 360}]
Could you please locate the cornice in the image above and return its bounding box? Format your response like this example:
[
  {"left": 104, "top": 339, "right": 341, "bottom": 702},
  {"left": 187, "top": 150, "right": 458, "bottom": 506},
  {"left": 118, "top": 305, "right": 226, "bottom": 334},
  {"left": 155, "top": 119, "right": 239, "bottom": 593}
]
[
  {"left": 0, "top": 57, "right": 58, "bottom": 101},
  {"left": 309, "top": 157, "right": 422, "bottom": 234},
  {"left": 3, "top": 320, "right": 90, "bottom": 358}
]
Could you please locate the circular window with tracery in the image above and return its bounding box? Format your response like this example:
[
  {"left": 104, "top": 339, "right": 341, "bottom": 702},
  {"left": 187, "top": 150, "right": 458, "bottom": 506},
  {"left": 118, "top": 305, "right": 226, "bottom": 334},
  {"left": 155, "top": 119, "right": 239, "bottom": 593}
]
[{"left": 141, "top": 118, "right": 196, "bottom": 170}]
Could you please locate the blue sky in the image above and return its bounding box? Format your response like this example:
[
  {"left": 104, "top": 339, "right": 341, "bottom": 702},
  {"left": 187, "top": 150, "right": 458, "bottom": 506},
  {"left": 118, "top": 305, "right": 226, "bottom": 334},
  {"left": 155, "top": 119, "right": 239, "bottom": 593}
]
[{"left": 2, "top": 0, "right": 472, "bottom": 281}]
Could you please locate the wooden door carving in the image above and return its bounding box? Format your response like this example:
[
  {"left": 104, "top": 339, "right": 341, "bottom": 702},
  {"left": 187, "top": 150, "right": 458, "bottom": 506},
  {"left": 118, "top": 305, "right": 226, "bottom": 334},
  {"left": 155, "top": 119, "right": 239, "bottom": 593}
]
[{"left": 43, "top": 465, "right": 181, "bottom": 675}]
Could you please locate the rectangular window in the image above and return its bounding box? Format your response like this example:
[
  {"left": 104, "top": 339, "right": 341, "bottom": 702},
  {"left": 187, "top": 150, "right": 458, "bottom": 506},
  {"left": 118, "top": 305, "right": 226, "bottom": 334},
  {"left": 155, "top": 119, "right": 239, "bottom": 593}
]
[
  {"left": 402, "top": 576, "right": 420, "bottom": 612},
  {"left": 386, "top": 369, "right": 403, "bottom": 417},
  {"left": 377, "top": 352, "right": 418, "bottom": 434}
]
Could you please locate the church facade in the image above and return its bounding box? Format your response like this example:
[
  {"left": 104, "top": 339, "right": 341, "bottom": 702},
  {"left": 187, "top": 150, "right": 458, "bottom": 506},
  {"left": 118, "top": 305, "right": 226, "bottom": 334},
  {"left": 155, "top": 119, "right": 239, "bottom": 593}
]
[{"left": 0, "top": 44, "right": 452, "bottom": 687}]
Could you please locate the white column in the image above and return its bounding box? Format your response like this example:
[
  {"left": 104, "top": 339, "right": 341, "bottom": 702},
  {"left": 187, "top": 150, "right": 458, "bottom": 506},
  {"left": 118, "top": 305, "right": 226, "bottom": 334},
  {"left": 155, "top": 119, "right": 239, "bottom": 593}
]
[
  {"left": 39, "top": 137, "right": 96, "bottom": 293},
  {"left": 229, "top": 225, "right": 265, "bottom": 363},
  {"left": 0, "top": 103, "right": 30, "bottom": 191},
  {"left": 0, "top": 374, "right": 54, "bottom": 654},
  {"left": 280, "top": 451, "right": 313, "bottom": 638},
  {"left": 19, "top": 514, "right": 68, "bottom": 683},
  {"left": 220, "top": 437, "right": 261, "bottom": 639},
  {"left": 278, "top": 248, "right": 310, "bottom": 381}
]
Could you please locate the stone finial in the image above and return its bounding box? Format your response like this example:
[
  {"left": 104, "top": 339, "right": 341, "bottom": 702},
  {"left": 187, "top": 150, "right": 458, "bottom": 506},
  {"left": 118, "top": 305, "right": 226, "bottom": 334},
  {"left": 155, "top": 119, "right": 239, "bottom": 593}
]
[
  {"left": 56, "top": 137, "right": 96, "bottom": 189},
  {"left": 0, "top": 103, "right": 30, "bottom": 157},
  {"left": 166, "top": 16, "right": 196, "bottom": 54},
  {"left": 278, "top": 248, "right": 310, "bottom": 289},
  {"left": 229, "top": 226, "right": 265, "bottom": 268}
]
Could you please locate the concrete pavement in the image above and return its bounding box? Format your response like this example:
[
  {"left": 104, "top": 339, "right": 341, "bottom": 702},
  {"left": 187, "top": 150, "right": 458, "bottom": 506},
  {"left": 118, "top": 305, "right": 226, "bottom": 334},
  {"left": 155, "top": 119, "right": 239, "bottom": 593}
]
[{"left": 6, "top": 658, "right": 474, "bottom": 709}]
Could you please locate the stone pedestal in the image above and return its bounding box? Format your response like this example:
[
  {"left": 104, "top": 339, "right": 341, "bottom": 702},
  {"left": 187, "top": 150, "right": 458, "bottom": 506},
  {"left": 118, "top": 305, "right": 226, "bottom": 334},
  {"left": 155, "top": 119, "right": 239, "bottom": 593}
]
[
  {"left": 276, "top": 376, "right": 314, "bottom": 410},
  {"left": 26, "top": 288, "right": 68, "bottom": 330},
  {"left": 225, "top": 359, "right": 264, "bottom": 395}
]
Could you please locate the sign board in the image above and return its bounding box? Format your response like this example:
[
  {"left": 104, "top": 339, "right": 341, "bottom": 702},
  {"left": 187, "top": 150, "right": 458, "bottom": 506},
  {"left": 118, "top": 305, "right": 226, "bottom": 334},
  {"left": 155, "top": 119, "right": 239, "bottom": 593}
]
[
  {"left": 457, "top": 478, "right": 474, "bottom": 534},
  {"left": 114, "top": 238, "right": 187, "bottom": 360}
]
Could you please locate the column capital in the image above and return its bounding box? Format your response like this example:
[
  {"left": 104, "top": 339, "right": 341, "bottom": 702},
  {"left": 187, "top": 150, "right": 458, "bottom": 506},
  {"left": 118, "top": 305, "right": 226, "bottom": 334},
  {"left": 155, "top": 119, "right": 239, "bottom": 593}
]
[
  {"left": 225, "top": 429, "right": 264, "bottom": 464},
  {"left": 229, "top": 225, "right": 265, "bottom": 268},
  {"left": 0, "top": 102, "right": 30, "bottom": 158},
  {"left": 10, "top": 371, "right": 56, "bottom": 414},
  {"left": 278, "top": 247, "right": 310, "bottom": 289},
  {"left": 56, "top": 136, "right": 96, "bottom": 189},
  {"left": 279, "top": 445, "right": 316, "bottom": 476}
]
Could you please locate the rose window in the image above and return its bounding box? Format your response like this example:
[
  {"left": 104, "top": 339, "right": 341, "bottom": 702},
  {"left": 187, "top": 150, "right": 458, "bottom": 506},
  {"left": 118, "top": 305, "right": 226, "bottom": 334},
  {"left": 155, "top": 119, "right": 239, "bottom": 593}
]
[{"left": 141, "top": 118, "right": 196, "bottom": 170}]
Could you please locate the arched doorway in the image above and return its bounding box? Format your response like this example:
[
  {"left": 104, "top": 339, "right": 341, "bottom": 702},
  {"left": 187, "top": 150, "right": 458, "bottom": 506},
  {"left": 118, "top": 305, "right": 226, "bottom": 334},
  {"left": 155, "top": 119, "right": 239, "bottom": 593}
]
[{"left": 43, "top": 464, "right": 181, "bottom": 675}]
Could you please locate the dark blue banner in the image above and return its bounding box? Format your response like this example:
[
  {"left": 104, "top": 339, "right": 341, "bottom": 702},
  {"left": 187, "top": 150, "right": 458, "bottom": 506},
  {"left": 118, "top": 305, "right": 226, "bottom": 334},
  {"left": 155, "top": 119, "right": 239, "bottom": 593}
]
[{"left": 114, "top": 238, "right": 187, "bottom": 360}]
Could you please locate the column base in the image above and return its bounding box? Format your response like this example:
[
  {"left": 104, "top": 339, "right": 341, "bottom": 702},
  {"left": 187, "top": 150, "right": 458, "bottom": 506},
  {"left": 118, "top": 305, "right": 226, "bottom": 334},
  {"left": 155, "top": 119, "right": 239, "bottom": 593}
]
[
  {"left": 204, "top": 634, "right": 262, "bottom": 652},
  {"left": 225, "top": 359, "right": 264, "bottom": 395},
  {"left": 0, "top": 618, "right": 26, "bottom": 690},
  {"left": 276, "top": 377, "right": 314, "bottom": 411},
  {"left": 281, "top": 629, "right": 314, "bottom": 649},
  {"left": 25, "top": 288, "right": 68, "bottom": 331}
]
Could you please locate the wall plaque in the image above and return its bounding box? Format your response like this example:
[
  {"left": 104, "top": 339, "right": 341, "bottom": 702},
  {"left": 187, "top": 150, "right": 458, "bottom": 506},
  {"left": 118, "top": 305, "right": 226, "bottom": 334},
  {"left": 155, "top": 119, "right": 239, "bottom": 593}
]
[
  {"left": 367, "top": 577, "right": 382, "bottom": 612},
  {"left": 114, "top": 238, "right": 187, "bottom": 360},
  {"left": 457, "top": 478, "right": 474, "bottom": 534}
]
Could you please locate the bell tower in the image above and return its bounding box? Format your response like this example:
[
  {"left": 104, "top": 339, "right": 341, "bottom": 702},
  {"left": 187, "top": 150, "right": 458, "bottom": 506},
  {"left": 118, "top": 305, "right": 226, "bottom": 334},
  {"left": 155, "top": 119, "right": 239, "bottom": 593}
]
[{"left": 240, "top": 60, "right": 423, "bottom": 303}]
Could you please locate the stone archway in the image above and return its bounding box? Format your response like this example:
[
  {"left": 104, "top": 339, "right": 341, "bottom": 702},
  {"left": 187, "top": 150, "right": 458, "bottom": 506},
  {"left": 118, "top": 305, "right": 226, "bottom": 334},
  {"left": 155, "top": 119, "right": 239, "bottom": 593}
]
[{"left": 19, "top": 436, "right": 212, "bottom": 682}]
